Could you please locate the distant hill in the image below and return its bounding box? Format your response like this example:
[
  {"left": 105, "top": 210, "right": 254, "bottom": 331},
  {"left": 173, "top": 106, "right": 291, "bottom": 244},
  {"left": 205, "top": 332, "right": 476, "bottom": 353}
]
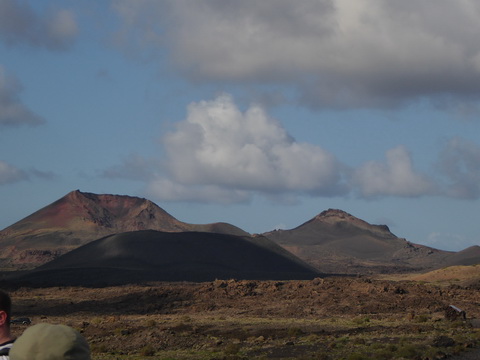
[
  {"left": 8, "top": 230, "right": 320, "bottom": 286},
  {"left": 396, "top": 263, "right": 480, "bottom": 289},
  {"left": 439, "top": 246, "right": 480, "bottom": 268},
  {"left": 1, "top": 191, "right": 479, "bottom": 276},
  {"left": 262, "top": 209, "right": 459, "bottom": 274},
  {"left": 0, "top": 190, "right": 248, "bottom": 270}
]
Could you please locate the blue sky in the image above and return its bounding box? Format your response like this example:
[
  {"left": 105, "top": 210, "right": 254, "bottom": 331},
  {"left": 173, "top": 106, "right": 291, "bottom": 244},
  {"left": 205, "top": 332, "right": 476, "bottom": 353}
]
[{"left": 1, "top": 0, "right": 480, "bottom": 251}]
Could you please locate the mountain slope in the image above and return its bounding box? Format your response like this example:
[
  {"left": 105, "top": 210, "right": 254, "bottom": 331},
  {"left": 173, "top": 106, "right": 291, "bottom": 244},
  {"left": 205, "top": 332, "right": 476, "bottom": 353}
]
[
  {"left": 2, "top": 192, "right": 478, "bottom": 275},
  {"left": 10, "top": 230, "right": 320, "bottom": 285},
  {"left": 0, "top": 190, "right": 248, "bottom": 270},
  {"left": 439, "top": 246, "right": 480, "bottom": 268},
  {"left": 263, "top": 209, "right": 453, "bottom": 274}
]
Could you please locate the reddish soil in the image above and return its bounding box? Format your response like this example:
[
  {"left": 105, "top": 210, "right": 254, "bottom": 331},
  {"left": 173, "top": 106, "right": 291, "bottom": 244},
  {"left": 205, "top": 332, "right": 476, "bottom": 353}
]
[{"left": 7, "top": 277, "right": 480, "bottom": 359}]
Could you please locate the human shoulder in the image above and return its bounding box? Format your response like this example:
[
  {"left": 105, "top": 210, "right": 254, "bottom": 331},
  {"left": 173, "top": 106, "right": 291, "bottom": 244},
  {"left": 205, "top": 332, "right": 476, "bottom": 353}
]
[{"left": 0, "top": 340, "right": 14, "bottom": 358}]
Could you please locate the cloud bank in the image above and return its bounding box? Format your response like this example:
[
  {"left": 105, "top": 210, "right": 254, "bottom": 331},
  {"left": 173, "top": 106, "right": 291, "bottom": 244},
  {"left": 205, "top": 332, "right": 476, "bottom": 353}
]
[
  {"left": 0, "top": 160, "right": 27, "bottom": 185},
  {"left": 112, "top": 0, "right": 480, "bottom": 109},
  {"left": 352, "top": 146, "right": 437, "bottom": 198},
  {"left": 106, "top": 94, "right": 476, "bottom": 204},
  {"left": 148, "top": 94, "right": 346, "bottom": 202},
  {"left": 438, "top": 137, "right": 480, "bottom": 199},
  {"left": 0, "top": 65, "right": 45, "bottom": 127},
  {"left": 0, "top": 0, "right": 77, "bottom": 50}
]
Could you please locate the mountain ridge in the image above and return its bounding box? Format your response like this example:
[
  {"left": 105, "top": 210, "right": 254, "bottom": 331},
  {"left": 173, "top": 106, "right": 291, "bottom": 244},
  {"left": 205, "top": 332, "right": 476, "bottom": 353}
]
[
  {"left": 263, "top": 208, "right": 455, "bottom": 274},
  {"left": 1, "top": 191, "right": 479, "bottom": 275},
  {"left": 0, "top": 190, "right": 248, "bottom": 270}
]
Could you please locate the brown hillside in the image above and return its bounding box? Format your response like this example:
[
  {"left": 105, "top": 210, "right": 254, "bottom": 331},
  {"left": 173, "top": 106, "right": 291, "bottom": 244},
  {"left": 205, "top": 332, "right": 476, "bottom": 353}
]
[
  {"left": 439, "top": 246, "right": 480, "bottom": 268},
  {"left": 0, "top": 190, "right": 248, "bottom": 270},
  {"left": 263, "top": 209, "right": 453, "bottom": 274},
  {"left": 408, "top": 264, "right": 480, "bottom": 286}
]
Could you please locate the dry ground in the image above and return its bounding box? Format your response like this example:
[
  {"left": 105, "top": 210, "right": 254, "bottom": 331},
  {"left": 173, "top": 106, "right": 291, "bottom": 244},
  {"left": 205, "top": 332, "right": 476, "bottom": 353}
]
[{"left": 6, "top": 276, "right": 480, "bottom": 359}]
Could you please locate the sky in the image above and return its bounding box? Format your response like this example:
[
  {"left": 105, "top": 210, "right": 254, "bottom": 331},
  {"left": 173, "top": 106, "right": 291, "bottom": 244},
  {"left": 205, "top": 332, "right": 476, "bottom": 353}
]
[{"left": 1, "top": 0, "right": 480, "bottom": 252}]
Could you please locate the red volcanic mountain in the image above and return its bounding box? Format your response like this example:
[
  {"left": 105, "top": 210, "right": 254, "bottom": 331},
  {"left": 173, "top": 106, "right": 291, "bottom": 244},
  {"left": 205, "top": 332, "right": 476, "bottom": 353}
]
[
  {"left": 0, "top": 190, "right": 248, "bottom": 270},
  {"left": 263, "top": 209, "right": 455, "bottom": 274}
]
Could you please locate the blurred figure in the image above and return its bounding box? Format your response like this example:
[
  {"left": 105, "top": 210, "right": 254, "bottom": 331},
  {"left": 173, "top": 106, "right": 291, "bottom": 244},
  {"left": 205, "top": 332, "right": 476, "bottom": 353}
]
[
  {"left": 9, "top": 323, "right": 90, "bottom": 360},
  {"left": 0, "top": 290, "right": 14, "bottom": 359}
]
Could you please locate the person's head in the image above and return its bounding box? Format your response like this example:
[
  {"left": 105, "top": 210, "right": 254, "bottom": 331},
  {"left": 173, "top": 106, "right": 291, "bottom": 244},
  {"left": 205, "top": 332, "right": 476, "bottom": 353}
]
[
  {"left": 10, "top": 323, "right": 91, "bottom": 360},
  {"left": 0, "top": 290, "right": 11, "bottom": 328}
]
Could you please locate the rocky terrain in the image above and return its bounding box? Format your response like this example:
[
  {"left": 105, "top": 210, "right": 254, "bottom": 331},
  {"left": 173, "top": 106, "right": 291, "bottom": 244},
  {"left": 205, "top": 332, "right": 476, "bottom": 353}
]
[{"left": 6, "top": 274, "right": 480, "bottom": 359}]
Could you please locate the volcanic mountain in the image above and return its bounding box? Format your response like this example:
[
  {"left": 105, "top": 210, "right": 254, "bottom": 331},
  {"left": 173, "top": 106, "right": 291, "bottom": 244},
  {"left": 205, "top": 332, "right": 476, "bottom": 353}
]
[
  {"left": 9, "top": 230, "right": 319, "bottom": 286},
  {"left": 262, "top": 209, "right": 456, "bottom": 274},
  {"left": 2, "top": 191, "right": 479, "bottom": 276},
  {"left": 0, "top": 190, "right": 248, "bottom": 270}
]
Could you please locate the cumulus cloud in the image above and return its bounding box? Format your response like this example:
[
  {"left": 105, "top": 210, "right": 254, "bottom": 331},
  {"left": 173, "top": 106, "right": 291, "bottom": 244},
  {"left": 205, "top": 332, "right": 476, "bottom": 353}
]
[
  {"left": 112, "top": 0, "right": 480, "bottom": 109},
  {"left": 147, "top": 177, "right": 251, "bottom": 204},
  {"left": 0, "top": 160, "right": 28, "bottom": 185},
  {"left": 0, "top": 65, "right": 45, "bottom": 127},
  {"left": 160, "top": 94, "right": 345, "bottom": 201},
  {"left": 0, "top": 0, "right": 77, "bottom": 50},
  {"left": 105, "top": 94, "right": 458, "bottom": 203},
  {"left": 352, "top": 146, "right": 437, "bottom": 198},
  {"left": 438, "top": 137, "right": 480, "bottom": 199}
]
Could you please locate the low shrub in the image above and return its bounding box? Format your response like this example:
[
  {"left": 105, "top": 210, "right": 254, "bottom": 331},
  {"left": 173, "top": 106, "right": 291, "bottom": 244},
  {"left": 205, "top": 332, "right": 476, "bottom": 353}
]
[
  {"left": 224, "top": 343, "right": 241, "bottom": 355},
  {"left": 139, "top": 345, "right": 156, "bottom": 356},
  {"left": 287, "top": 327, "right": 305, "bottom": 337},
  {"left": 396, "top": 344, "right": 420, "bottom": 358},
  {"left": 145, "top": 319, "right": 157, "bottom": 327}
]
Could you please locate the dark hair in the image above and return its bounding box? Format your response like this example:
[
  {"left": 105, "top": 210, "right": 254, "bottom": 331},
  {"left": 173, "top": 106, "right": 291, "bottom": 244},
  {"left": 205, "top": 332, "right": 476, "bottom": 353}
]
[{"left": 0, "top": 290, "right": 11, "bottom": 325}]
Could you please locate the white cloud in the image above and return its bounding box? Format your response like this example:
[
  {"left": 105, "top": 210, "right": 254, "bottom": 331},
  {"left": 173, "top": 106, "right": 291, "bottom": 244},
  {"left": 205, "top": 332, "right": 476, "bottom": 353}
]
[
  {"left": 147, "top": 177, "right": 250, "bottom": 204},
  {"left": 438, "top": 137, "right": 480, "bottom": 199},
  {"left": 112, "top": 0, "right": 480, "bottom": 109},
  {"left": 104, "top": 95, "right": 480, "bottom": 204},
  {"left": 161, "top": 94, "right": 345, "bottom": 201},
  {"left": 352, "top": 146, "right": 437, "bottom": 198},
  {"left": 106, "top": 94, "right": 464, "bottom": 204},
  {"left": 0, "top": 160, "right": 27, "bottom": 185},
  {"left": 0, "top": 65, "right": 45, "bottom": 127},
  {"left": 0, "top": 0, "right": 77, "bottom": 50}
]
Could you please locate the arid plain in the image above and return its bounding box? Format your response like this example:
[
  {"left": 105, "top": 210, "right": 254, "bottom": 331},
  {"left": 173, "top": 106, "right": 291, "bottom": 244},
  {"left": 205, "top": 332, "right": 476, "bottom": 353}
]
[
  {"left": 6, "top": 272, "right": 480, "bottom": 360},
  {"left": 2, "top": 191, "right": 480, "bottom": 359}
]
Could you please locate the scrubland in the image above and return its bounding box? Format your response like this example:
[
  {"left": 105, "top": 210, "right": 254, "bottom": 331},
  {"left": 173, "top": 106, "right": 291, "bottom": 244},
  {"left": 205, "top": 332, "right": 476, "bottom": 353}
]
[{"left": 7, "top": 275, "right": 480, "bottom": 359}]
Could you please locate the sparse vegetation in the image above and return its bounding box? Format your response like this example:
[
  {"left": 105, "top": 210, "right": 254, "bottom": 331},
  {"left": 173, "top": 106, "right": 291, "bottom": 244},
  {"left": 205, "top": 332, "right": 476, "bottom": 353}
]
[
  {"left": 139, "top": 345, "right": 156, "bottom": 357},
  {"left": 7, "top": 276, "right": 480, "bottom": 360},
  {"left": 145, "top": 318, "right": 157, "bottom": 327}
]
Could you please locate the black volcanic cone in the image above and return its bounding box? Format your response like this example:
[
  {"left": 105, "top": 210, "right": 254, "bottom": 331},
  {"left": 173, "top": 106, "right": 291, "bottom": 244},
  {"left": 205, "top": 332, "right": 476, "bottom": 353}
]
[{"left": 12, "top": 230, "right": 320, "bottom": 286}]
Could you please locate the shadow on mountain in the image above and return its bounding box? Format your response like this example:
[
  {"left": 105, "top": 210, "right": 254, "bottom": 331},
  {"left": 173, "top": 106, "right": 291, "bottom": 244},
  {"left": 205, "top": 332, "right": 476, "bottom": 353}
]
[{"left": 6, "top": 230, "right": 320, "bottom": 286}]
